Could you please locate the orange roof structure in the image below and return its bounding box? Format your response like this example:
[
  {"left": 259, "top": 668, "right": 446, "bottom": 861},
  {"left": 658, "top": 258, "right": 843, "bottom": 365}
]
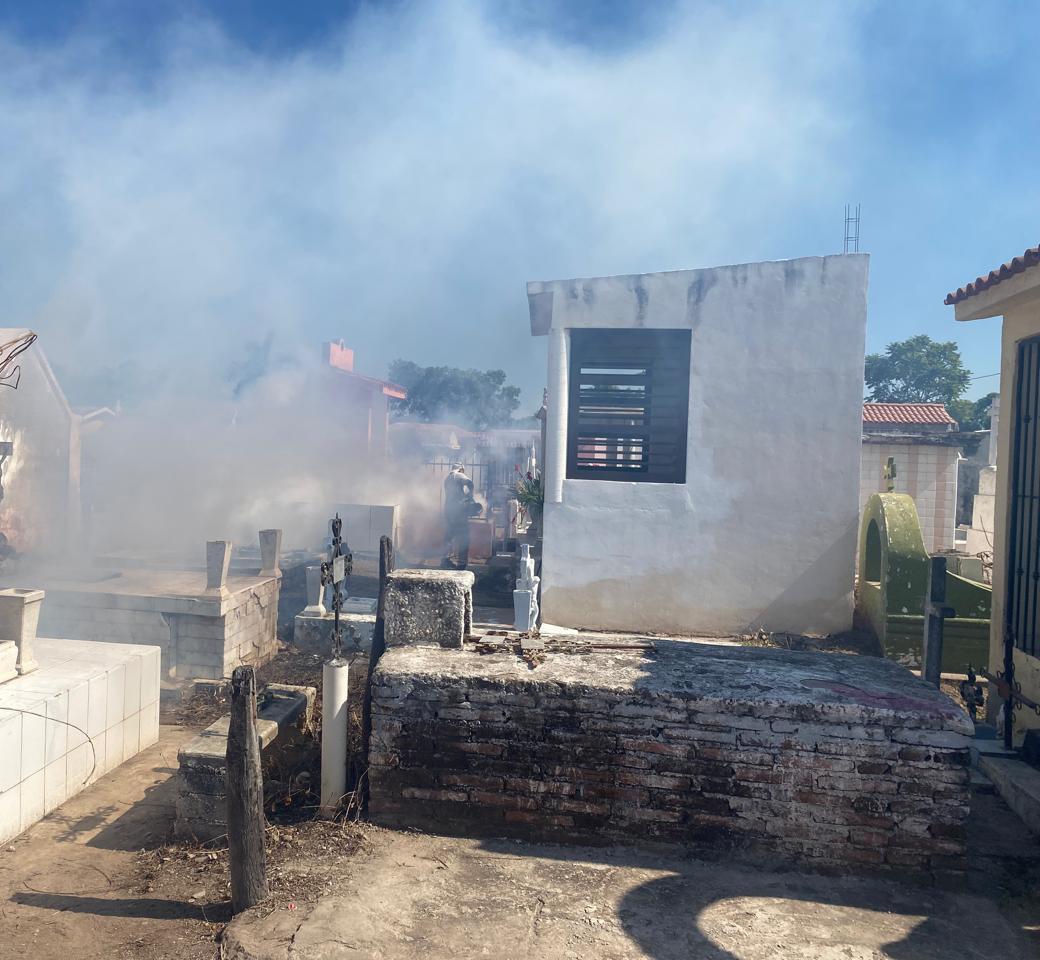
[
  {"left": 945, "top": 244, "right": 1040, "bottom": 305},
  {"left": 863, "top": 402, "right": 957, "bottom": 427}
]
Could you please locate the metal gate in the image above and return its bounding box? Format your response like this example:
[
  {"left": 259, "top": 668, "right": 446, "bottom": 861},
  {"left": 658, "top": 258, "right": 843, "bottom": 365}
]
[{"left": 1006, "top": 335, "right": 1040, "bottom": 660}]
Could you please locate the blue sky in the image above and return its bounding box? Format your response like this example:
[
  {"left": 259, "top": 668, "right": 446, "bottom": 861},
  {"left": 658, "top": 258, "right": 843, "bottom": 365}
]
[{"left": 0, "top": 0, "right": 1036, "bottom": 408}]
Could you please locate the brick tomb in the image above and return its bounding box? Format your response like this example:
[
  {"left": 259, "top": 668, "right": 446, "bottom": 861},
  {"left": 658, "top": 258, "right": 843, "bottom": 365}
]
[{"left": 369, "top": 639, "right": 973, "bottom": 872}]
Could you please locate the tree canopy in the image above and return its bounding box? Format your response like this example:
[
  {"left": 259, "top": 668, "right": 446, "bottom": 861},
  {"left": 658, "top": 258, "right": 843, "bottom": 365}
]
[
  {"left": 387, "top": 360, "right": 522, "bottom": 431},
  {"left": 948, "top": 392, "right": 998, "bottom": 432},
  {"left": 864, "top": 335, "right": 971, "bottom": 405}
]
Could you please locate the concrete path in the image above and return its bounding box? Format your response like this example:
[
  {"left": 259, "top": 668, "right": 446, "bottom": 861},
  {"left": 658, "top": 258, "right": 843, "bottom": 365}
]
[{"left": 222, "top": 828, "right": 1035, "bottom": 960}]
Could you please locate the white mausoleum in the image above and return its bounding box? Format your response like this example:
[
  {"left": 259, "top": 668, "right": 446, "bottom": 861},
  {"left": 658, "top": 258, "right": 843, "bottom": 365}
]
[{"left": 528, "top": 254, "right": 870, "bottom": 636}]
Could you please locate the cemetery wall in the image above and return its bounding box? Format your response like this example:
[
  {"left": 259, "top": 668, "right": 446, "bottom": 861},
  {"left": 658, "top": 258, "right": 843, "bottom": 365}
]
[{"left": 369, "top": 641, "right": 972, "bottom": 874}]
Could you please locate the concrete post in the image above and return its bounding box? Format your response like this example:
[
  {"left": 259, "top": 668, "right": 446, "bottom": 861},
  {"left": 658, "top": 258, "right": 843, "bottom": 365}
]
[
  {"left": 321, "top": 658, "right": 349, "bottom": 813},
  {"left": 259, "top": 528, "right": 282, "bottom": 578},
  {"left": 544, "top": 327, "right": 569, "bottom": 505},
  {"left": 0, "top": 587, "right": 43, "bottom": 677},
  {"left": 303, "top": 565, "right": 327, "bottom": 616},
  {"left": 206, "top": 541, "right": 232, "bottom": 595},
  {"left": 988, "top": 396, "right": 1000, "bottom": 467},
  {"left": 922, "top": 556, "right": 954, "bottom": 687}
]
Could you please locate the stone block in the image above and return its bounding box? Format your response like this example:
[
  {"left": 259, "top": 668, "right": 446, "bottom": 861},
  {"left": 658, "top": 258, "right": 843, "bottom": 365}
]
[{"left": 384, "top": 569, "right": 474, "bottom": 649}]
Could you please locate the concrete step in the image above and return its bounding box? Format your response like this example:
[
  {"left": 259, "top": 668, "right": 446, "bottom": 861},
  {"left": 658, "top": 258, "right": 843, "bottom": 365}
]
[
  {"left": 970, "top": 734, "right": 1016, "bottom": 768},
  {"left": 970, "top": 768, "right": 996, "bottom": 795},
  {"left": 976, "top": 752, "right": 1040, "bottom": 835}
]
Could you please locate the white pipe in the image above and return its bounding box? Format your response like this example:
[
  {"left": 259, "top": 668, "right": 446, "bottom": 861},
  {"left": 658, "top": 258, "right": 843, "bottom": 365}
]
[
  {"left": 320, "top": 657, "right": 349, "bottom": 812},
  {"left": 545, "top": 327, "right": 569, "bottom": 504}
]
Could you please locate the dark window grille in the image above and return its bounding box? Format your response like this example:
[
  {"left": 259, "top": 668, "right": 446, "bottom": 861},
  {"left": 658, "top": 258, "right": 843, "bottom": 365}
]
[
  {"left": 566, "top": 328, "right": 690, "bottom": 484},
  {"left": 1007, "top": 335, "right": 1040, "bottom": 658}
]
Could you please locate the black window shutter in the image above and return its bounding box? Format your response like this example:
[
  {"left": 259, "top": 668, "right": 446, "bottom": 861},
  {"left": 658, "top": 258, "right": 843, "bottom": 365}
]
[{"left": 566, "top": 328, "right": 690, "bottom": 484}]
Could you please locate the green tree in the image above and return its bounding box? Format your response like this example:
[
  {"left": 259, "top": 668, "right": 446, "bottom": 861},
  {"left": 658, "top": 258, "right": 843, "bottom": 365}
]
[
  {"left": 387, "top": 360, "right": 521, "bottom": 431},
  {"left": 947, "top": 392, "right": 998, "bottom": 432},
  {"left": 864, "top": 335, "right": 971, "bottom": 405}
]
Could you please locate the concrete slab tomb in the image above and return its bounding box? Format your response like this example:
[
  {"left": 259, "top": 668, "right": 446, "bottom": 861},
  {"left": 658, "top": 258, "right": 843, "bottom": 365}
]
[
  {"left": 175, "top": 683, "right": 315, "bottom": 841},
  {"left": 0, "top": 636, "right": 161, "bottom": 844},
  {"left": 16, "top": 532, "right": 283, "bottom": 680},
  {"left": 294, "top": 598, "right": 376, "bottom": 656},
  {"left": 857, "top": 492, "right": 990, "bottom": 673},
  {"left": 369, "top": 640, "right": 973, "bottom": 873}
]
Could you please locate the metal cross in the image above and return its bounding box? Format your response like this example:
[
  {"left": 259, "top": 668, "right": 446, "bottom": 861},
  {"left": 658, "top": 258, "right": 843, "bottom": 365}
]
[
  {"left": 320, "top": 514, "right": 353, "bottom": 658},
  {"left": 883, "top": 456, "right": 897, "bottom": 493}
]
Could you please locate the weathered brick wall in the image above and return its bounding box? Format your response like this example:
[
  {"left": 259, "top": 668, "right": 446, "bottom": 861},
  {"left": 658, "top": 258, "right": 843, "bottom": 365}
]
[
  {"left": 369, "top": 643, "right": 973, "bottom": 873},
  {"left": 172, "top": 578, "right": 280, "bottom": 679}
]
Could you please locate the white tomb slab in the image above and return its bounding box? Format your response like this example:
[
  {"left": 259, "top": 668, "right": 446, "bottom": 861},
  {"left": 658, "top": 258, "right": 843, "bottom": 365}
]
[{"left": 0, "top": 637, "right": 161, "bottom": 843}]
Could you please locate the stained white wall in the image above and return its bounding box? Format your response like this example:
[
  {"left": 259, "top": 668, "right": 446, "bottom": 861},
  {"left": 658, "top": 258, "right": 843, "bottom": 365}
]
[{"left": 529, "top": 254, "right": 869, "bottom": 636}]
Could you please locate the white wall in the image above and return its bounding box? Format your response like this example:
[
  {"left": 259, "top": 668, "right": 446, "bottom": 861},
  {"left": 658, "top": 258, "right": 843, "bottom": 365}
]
[{"left": 529, "top": 254, "right": 869, "bottom": 636}]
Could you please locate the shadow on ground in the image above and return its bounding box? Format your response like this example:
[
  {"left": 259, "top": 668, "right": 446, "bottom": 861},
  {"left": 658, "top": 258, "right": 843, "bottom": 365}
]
[{"left": 11, "top": 891, "right": 229, "bottom": 922}]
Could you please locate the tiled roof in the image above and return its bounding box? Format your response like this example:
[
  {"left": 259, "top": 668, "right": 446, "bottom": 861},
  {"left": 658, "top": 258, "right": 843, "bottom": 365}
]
[
  {"left": 863, "top": 402, "right": 957, "bottom": 426},
  {"left": 945, "top": 244, "right": 1040, "bottom": 305}
]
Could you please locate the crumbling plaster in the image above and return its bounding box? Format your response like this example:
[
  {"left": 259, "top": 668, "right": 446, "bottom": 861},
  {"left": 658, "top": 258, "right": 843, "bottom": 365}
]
[{"left": 528, "top": 254, "right": 870, "bottom": 636}]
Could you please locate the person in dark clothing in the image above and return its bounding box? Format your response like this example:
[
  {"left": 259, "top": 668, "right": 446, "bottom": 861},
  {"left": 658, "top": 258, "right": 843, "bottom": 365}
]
[{"left": 443, "top": 463, "right": 477, "bottom": 569}]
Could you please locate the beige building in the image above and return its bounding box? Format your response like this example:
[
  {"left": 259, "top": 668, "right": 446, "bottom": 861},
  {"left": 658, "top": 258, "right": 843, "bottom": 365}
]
[
  {"left": 947, "top": 244, "right": 1040, "bottom": 744},
  {"left": 860, "top": 403, "right": 961, "bottom": 554}
]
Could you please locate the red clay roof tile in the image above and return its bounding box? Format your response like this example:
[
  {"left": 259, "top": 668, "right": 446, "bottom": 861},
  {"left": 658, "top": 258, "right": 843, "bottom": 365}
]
[
  {"left": 863, "top": 402, "right": 957, "bottom": 426},
  {"left": 945, "top": 244, "right": 1040, "bottom": 305}
]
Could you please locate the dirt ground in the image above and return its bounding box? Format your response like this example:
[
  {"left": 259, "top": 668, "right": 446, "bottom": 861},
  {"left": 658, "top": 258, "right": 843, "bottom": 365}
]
[
  {"left": 2, "top": 723, "right": 1039, "bottom": 960},
  {"left": 0, "top": 726, "right": 369, "bottom": 960},
  {"left": 0, "top": 727, "right": 216, "bottom": 960}
]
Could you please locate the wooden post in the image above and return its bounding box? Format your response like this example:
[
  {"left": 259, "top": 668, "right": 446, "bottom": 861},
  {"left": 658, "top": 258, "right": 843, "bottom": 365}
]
[
  {"left": 374, "top": 534, "right": 395, "bottom": 660},
  {"left": 227, "top": 665, "right": 269, "bottom": 913},
  {"left": 922, "top": 555, "right": 955, "bottom": 688},
  {"left": 361, "top": 536, "right": 395, "bottom": 811}
]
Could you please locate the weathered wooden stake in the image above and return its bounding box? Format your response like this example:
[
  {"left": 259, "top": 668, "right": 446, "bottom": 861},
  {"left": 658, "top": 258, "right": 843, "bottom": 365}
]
[
  {"left": 227, "top": 665, "right": 269, "bottom": 913},
  {"left": 922, "top": 555, "right": 954, "bottom": 688},
  {"left": 375, "top": 534, "right": 395, "bottom": 657},
  {"left": 361, "top": 535, "right": 395, "bottom": 812}
]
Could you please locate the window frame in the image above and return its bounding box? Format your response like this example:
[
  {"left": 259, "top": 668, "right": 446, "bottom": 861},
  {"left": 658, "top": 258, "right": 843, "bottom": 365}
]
[{"left": 565, "top": 327, "right": 691, "bottom": 484}]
